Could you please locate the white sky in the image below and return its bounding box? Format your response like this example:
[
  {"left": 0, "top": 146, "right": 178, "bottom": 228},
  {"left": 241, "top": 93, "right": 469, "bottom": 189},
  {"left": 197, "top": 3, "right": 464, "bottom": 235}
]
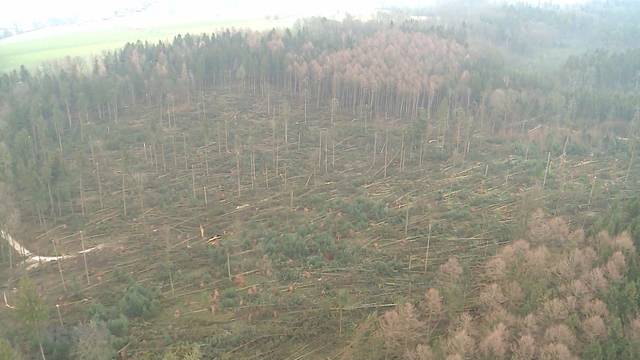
[{"left": 0, "top": 0, "right": 592, "bottom": 28}]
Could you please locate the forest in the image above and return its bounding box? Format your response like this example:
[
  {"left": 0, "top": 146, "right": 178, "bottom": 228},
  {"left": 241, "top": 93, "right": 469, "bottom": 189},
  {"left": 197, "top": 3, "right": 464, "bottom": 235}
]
[{"left": 1, "top": 0, "right": 640, "bottom": 359}]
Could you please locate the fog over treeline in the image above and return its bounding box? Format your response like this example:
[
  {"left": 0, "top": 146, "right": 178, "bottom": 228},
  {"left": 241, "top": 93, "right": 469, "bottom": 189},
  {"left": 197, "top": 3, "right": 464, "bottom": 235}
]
[{"left": 1, "top": 1, "right": 640, "bottom": 359}]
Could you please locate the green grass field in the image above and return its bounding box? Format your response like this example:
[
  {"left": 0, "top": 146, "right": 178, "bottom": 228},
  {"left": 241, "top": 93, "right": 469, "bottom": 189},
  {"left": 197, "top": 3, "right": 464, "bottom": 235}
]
[{"left": 0, "top": 17, "right": 291, "bottom": 73}]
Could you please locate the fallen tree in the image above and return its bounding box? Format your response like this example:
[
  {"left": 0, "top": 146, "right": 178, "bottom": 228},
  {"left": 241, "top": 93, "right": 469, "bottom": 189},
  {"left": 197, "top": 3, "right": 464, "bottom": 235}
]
[{"left": 0, "top": 229, "right": 104, "bottom": 270}]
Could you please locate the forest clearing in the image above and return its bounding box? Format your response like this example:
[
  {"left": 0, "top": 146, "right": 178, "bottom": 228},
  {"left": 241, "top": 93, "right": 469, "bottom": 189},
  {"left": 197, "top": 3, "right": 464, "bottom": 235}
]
[{"left": 1, "top": 1, "right": 640, "bottom": 359}]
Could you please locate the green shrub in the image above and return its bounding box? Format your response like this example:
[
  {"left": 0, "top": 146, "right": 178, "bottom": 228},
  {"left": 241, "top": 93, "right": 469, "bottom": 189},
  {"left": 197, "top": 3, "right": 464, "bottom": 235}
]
[
  {"left": 70, "top": 321, "right": 114, "bottom": 360},
  {"left": 107, "top": 315, "right": 129, "bottom": 338},
  {"left": 0, "top": 338, "right": 22, "bottom": 360},
  {"left": 162, "top": 343, "right": 202, "bottom": 360},
  {"left": 42, "top": 327, "right": 72, "bottom": 360},
  {"left": 219, "top": 288, "right": 239, "bottom": 309},
  {"left": 88, "top": 303, "right": 108, "bottom": 323},
  {"left": 119, "top": 282, "right": 159, "bottom": 318},
  {"left": 335, "top": 197, "right": 388, "bottom": 229},
  {"left": 207, "top": 246, "right": 227, "bottom": 267}
]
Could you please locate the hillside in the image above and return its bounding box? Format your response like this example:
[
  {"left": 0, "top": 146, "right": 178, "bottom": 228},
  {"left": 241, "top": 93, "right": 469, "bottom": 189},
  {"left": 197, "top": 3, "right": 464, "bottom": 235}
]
[{"left": 1, "top": 2, "right": 640, "bottom": 359}]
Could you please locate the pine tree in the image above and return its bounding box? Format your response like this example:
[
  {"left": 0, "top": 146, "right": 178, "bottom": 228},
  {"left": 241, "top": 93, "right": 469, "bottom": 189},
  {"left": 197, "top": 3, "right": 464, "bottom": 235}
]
[{"left": 15, "top": 277, "right": 48, "bottom": 359}]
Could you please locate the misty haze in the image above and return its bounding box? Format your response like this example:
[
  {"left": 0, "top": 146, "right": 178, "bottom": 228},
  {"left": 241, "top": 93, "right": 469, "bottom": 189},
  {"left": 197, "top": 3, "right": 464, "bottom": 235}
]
[{"left": 1, "top": 0, "right": 640, "bottom": 359}]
